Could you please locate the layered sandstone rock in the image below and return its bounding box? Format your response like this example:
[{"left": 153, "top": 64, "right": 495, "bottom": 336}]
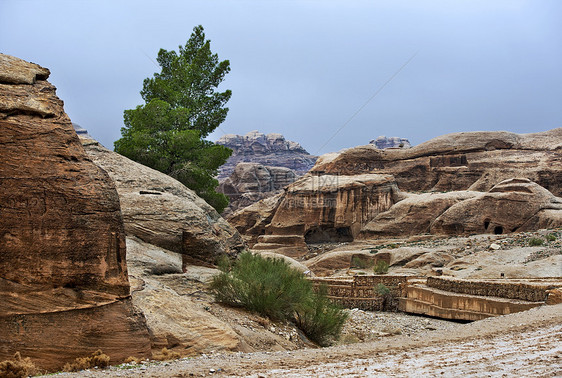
[
  {"left": 312, "top": 129, "right": 562, "bottom": 196},
  {"left": 216, "top": 131, "right": 317, "bottom": 180},
  {"left": 219, "top": 162, "right": 297, "bottom": 216},
  {"left": 81, "top": 138, "right": 245, "bottom": 266},
  {"left": 360, "top": 178, "right": 562, "bottom": 239},
  {"left": 0, "top": 54, "right": 150, "bottom": 370},
  {"left": 251, "top": 174, "right": 402, "bottom": 257}
]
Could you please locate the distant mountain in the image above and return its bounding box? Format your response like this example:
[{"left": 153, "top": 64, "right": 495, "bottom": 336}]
[
  {"left": 370, "top": 136, "right": 411, "bottom": 149},
  {"left": 216, "top": 130, "right": 317, "bottom": 180}
]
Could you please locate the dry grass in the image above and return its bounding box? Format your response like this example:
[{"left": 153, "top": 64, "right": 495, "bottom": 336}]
[
  {"left": 0, "top": 352, "right": 38, "bottom": 378},
  {"left": 152, "top": 348, "right": 181, "bottom": 361},
  {"left": 62, "top": 350, "right": 110, "bottom": 372}
]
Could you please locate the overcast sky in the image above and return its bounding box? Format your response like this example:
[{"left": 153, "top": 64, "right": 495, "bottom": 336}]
[{"left": 1, "top": 0, "right": 561, "bottom": 154}]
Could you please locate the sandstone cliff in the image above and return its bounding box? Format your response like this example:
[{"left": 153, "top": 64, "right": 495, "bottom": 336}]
[
  {"left": 230, "top": 128, "right": 562, "bottom": 260},
  {"left": 312, "top": 129, "right": 562, "bottom": 196},
  {"left": 0, "top": 54, "right": 151, "bottom": 370}
]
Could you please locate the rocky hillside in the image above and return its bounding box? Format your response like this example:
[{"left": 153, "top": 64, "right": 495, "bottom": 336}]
[
  {"left": 231, "top": 128, "right": 562, "bottom": 269},
  {"left": 216, "top": 130, "right": 317, "bottom": 180},
  {"left": 0, "top": 54, "right": 151, "bottom": 371},
  {"left": 216, "top": 131, "right": 317, "bottom": 215}
]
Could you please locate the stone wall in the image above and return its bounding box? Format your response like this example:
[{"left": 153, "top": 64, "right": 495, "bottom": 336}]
[
  {"left": 427, "top": 277, "right": 562, "bottom": 302},
  {"left": 310, "top": 275, "right": 412, "bottom": 311}
]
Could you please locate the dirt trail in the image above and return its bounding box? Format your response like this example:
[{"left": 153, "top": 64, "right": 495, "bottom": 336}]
[{"left": 62, "top": 303, "right": 562, "bottom": 377}]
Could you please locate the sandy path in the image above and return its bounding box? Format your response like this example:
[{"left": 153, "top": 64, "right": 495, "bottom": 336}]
[{"left": 64, "top": 304, "right": 562, "bottom": 377}]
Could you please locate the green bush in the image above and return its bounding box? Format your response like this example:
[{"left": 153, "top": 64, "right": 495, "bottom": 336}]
[
  {"left": 528, "top": 237, "right": 544, "bottom": 247},
  {"left": 210, "top": 252, "right": 347, "bottom": 345},
  {"left": 294, "top": 285, "right": 348, "bottom": 346},
  {"left": 546, "top": 233, "right": 557, "bottom": 242},
  {"left": 373, "top": 260, "right": 389, "bottom": 274}
]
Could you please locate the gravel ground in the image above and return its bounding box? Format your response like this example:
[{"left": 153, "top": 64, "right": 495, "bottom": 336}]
[{"left": 54, "top": 304, "right": 562, "bottom": 377}]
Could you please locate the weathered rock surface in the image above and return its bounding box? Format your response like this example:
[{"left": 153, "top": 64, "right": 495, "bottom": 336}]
[
  {"left": 360, "top": 178, "right": 562, "bottom": 239},
  {"left": 370, "top": 136, "right": 411, "bottom": 149},
  {"left": 0, "top": 54, "right": 150, "bottom": 370},
  {"left": 227, "top": 193, "right": 284, "bottom": 246},
  {"left": 252, "top": 174, "right": 403, "bottom": 257},
  {"left": 312, "top": 129, "right": 562, "bottom": 196},
  {"left": 216, "top": 131, "right": 317, "bottom": 180},
  {"left": 81, "top": 138, "right": 245, "bottom": 266},
  {"left": 218, "top": 162, "right": 297, "bottom": 216}
]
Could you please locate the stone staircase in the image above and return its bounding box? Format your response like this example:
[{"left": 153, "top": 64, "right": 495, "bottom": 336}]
[{"left": 399, "top": 276, "right": 562, "bottom": 321}]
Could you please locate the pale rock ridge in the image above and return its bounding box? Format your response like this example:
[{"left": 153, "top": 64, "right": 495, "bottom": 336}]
[{"left": 80, "top": 138, "right": 245, "bottom": 266}]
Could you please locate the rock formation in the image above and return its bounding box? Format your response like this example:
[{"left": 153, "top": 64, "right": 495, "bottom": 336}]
[
  {"left": 0, "top": 54, "right": 151, "bottom": 370},
  {"left": 369, "top": 136, "right": 411, "bottom": 149},
  {"left": 312, "top": 129, "right": 562, "bottom": 196},
  {"left": 80, "top": 138, "right": 245, "bottom": 266},
  {"left": 250, "top": 174, "right": 403, "bottom": 258},
  {"left": 229, "top": 128, "right": 562, "bottom": 261},
  {"left": 216, "top": 130, "right": 317, "bottom": 180},
  {"left": 218, "top": 162, "right": 298, "bottom": 216}
]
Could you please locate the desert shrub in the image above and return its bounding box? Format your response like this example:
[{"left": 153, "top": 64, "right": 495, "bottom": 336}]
[
  {"left": 546, "top": 233, "right": 557, "bottom": 242},
  {"left": 293, "top": 285, "right": 348, "bottom": 346},
  {"left": 123, "top": 356, "right": 141, "bottom": 364},
  {"left": 210, "top": 252, "right": 311, "bottom": 321},
  {"left": 0, "top": 352, "right": 38, "bottom": 378},
  {"left": 528, "top": 237, "right": 544, "bottom": 247},
  {"left": 63, "top": 350, "right": 110, "bottom": 372},
  {"left": 373, "top": 260, "right": 389, "bottom": 274},
  {"left": 211, "top": 252, "right": 348, "bottom": 345},
  {"left": 152, "top": 348, "right": 181, "bottom": 361}
]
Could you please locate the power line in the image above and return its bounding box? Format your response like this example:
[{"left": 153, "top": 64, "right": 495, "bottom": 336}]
[{"left": 315, "top": 51, "right": 419, "bottom": 155}]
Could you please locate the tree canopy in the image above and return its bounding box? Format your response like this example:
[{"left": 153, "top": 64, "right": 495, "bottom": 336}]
[{"left": 115, "top": 25, "right": 232, "bottom": 212}]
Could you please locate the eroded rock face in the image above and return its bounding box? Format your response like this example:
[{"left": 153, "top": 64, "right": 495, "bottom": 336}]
[
  {"left": 81, "top": 138, "right": 245, "bottom": 265},
  {"left": 0, "top": 54, "right": 150, "bottom": 370},
  {"left": 216, "top": 131, "right": 317, "bottom": 180},
  {"left": 252, "top": 174, "right": 402, "bottom": 257},
  {"left": 312, "top": 129, "right": 562, "bottom": 196},
  {"left": 219, "top": 162, "right": 297, "bottom": 216},
  {"left": 360, "top": 178, "right": 562, "bottom": 239}
]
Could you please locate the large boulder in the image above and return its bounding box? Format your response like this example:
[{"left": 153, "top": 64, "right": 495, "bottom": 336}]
[
  {"left": 312, "top": 129, "right": 562, "bottom": 196},
  {"left": 0, "top": 54, "right": 151, "bottom": 370},
  {"left": 81, "top": 138, "right": 245, "bottom": 266}
]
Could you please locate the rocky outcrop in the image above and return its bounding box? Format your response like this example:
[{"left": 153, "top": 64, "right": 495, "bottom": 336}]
[
  {"left": 0, "top": 54, "right": 151, "bottom": 370},
  {"left": 312, "top": 129, "right": 562, "bottom": 196},
  {"left": 370, "top": 136, "right": 411, "bottom": 149},
  {"left": 251, "top": 174, "right": 402, "bottom": 257},
  {"left": 218, "top": 162, "right": 297, "bottom": 216},
  {"left": 81, "top": 138, "right": 245, "bottom": 266},
  {"left": 360, "top": 178, "right": 562, "bottom": 239},
  {"left": 216, "top": 131, "right": 317, "bottom": 180}
]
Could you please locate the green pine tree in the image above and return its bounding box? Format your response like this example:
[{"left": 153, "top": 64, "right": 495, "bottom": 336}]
[{"left": 115, "top": 25, "right": 232, "bottom": 212}]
